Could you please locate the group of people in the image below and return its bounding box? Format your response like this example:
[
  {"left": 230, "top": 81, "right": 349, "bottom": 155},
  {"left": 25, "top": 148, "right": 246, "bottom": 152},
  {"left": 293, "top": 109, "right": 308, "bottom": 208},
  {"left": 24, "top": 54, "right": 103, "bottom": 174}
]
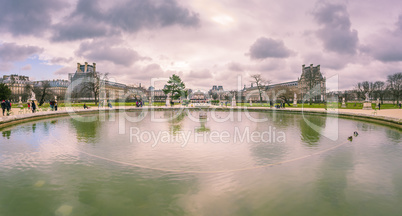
[
  {"left": 49, "top": 101, "right": 58, "bottom": 111},
  {"left": 28, "top": 101, "right": 37, "bottom": 113},
  {"left": 270, "top": 101, "right": 286, "bottom": 109},
  {"left": 136, "top": 100, "right": 143, "bottom": 107},
  {"left": 1, "top": 100, "right": 12, "bottom": 116}
]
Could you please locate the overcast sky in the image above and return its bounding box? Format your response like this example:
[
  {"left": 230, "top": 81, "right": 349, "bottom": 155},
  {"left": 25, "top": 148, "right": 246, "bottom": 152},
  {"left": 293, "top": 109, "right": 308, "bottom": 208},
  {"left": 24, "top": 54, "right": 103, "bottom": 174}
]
[{"left": 0, "top": 0, "right": 402, "bottom": 90}]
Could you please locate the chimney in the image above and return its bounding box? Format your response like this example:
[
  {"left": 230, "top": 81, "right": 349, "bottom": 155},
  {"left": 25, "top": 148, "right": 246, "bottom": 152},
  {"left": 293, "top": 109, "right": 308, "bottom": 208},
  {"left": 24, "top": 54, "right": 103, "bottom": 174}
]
[
  {"left": 93, "top": 63, "right": 96, "bottom": 72},
  {"left": 84, "top": 62, "right": 88, "bottom": 73},
  {"left": 77, "top": 63, "right": 81, "bottom": 72}
]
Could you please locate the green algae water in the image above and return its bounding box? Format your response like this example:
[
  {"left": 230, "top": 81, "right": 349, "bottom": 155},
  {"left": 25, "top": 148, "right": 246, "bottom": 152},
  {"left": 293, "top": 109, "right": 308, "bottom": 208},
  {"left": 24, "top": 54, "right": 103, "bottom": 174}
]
[{"left": 0, "top": 110, "right": 401, "bottom": 215}]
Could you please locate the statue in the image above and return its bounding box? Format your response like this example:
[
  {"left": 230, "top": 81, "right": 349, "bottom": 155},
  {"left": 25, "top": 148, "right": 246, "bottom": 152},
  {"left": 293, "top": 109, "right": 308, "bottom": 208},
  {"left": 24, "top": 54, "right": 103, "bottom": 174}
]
[
  {"left": 30, "top": 89, "right": 36, "bottom": 101},
  {"left": 293, "top": 93, "right": 297, "bottom": 107},
  {"left": 365, "top": 92, "right": 369, "bottom": 102},
  {"left": 231, "top": 95, "right": 236, "bottom": 107},
  {"left": 166, "top": 95, "right": 171, "bottom": 107},
  {"left": 362, "top": 92, "right": 372, "bottom": 110}
]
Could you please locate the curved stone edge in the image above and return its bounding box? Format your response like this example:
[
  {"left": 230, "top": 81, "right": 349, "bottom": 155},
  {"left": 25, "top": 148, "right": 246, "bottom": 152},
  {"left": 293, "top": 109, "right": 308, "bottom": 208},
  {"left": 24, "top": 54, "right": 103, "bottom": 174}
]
[{"left": 0, "top": 107, "right": 401, "bottom": 130}]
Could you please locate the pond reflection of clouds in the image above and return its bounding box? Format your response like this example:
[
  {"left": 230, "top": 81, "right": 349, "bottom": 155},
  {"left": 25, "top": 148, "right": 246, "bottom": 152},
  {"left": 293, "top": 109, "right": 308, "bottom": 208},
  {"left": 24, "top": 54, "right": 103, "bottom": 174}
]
[{"left": 1, "top": 111, "right": 401, "bottom": 215}]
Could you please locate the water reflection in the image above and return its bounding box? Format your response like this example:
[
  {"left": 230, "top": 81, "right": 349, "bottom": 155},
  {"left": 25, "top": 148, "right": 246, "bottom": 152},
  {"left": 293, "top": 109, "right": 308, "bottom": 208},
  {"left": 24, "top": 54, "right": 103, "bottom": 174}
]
[
  {"left": 299, "top": 114, "right": 326, "bottom": 146},
  {"left": 195, "top": 118, "right": 210, "bottom": 133},
  {"left": 315, "top": 148, "right": 354, "bottom": 212},
  {"left": 32, "top": 123, "right": 36, "bottom": 133},
  {"left": 386, "top": 129, "right": 401, "bottom": 143},
  {"left": 69, "top": 117, "right": 101, "bottom": 143},
  {"left": 167, "top": 111, "right": 187, "bottom": 134},
  {"left": 2, "top": 130, "right": 11, "bottom": 139},
  {"left": 1, "top": 111, "right": 402, "bottom": 215}
]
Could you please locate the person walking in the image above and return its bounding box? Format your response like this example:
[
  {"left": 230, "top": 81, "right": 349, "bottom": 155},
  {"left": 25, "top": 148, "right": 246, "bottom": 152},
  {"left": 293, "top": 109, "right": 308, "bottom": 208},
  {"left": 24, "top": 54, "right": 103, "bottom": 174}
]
[
  {"left": 1, "top": 100, "right": 6, "bottom": 116},
  {"left": 55, "top": 101, "right": 58, "bottom": 111},
  {"left": 31, "top": 101, "right": 36, "bottom": 113},
  {"left": 378, "top": 103, "right": 381, "bottom": 110},
  {"left": 5, "top": 100, "right": 11, "bottom": 115}
]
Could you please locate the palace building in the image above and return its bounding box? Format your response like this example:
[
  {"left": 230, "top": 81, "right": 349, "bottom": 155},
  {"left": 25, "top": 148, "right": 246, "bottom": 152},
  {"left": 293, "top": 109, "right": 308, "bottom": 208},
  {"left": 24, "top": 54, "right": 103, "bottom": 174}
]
[{"left": 242, "top": 64, "right": 326, "bottom": 102}]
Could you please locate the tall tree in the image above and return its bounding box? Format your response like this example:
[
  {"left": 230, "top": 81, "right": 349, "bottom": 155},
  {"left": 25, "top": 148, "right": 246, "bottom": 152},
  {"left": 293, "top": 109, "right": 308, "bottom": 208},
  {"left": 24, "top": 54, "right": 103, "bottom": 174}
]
[
  {"left": 387, "top": 72, "right": 402, "bottom": 105},
  {"left": 373, "top": 81, "right": 387, "bottom": 104},
  {"left": 162, "top": 74, "right": 186, "bottom": 100},
  {"left": 273, "top": 85, "right": 297, "bottom": 106},
  {"left": 26, "top": 81, "right": 53, "bottom": 106},
  {"left": 251, "top": 74, "right": 270, "bottom": 104},
  {"left": 356, "top": 81, "right": 374, "bottom": 100},
  {"left": 80, "top": 71, "right": 108, "bottom": 105},
  {"left": 0, "top": 83, "right": 12, "bottom": 100},
  {"left": 211, "top": 92, "right": 218, "bottom": 100}
]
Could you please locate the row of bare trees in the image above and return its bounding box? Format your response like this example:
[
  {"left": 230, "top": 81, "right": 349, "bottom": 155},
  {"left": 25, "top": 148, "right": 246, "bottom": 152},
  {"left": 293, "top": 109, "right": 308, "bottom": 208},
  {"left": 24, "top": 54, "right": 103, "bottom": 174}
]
[{"left": 355, "top": 72, "right": 402, "bottom": 104}]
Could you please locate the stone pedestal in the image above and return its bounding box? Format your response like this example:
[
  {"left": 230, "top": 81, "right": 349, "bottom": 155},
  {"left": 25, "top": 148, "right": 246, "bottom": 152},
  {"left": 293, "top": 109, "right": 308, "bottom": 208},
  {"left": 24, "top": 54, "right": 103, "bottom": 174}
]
[
  {"left": 18, "top": 96, "right": 23, "bottom": 108},
  {"left": 249, "top": 99, "right": 252, "bottom": 106},
  {"left": 166, "top": 97, "right": 170, "bottom": 107},
  {"left": 362, "top": 102, "right": 372, "bottom": 110},
  {"left": 231, "top": 97, "right": 236, "bottom": 107},
  {"left": 341, "top": 98, "right": 346, "bottom": 108},
  {"left": 293, "top": 93, "right": 297, "bottom": 107}
]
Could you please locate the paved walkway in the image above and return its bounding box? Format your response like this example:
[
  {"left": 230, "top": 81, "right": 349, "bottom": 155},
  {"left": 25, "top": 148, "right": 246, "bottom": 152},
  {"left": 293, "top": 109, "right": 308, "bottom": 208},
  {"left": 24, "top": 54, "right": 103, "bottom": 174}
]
[{"left": 1, "top": 106, "right": 401, "bottom": 127}]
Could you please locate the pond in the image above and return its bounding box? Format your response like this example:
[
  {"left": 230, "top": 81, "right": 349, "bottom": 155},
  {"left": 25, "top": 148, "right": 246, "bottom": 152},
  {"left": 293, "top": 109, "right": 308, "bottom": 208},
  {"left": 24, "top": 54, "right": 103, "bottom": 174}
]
[{"left": 0, "top": 110, "right": 401, "bottom": 215}]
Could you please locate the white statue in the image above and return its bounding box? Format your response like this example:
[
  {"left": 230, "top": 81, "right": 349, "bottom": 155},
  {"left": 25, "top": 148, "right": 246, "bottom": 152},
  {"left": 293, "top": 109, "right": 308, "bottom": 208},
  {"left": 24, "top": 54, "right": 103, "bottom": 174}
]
[
  {"left": 365, "top": 92, "right": 369, "bottom": 102},
  {"left": 232, "top": 95, "right": 236, "bottom": 107},
  {"left": 30, "top": 89, "right": 36, "bottom": 101}
]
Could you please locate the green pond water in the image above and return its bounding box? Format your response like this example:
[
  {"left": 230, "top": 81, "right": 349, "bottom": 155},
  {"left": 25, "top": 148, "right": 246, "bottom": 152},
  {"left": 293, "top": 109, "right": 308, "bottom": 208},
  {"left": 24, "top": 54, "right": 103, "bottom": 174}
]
[{"left": 0, "top": 110, "right": 401, "bottom": 216}]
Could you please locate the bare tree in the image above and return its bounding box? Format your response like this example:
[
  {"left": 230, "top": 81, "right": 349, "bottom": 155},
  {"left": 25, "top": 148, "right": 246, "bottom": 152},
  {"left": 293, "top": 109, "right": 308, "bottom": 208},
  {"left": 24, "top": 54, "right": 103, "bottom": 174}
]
[
  {"left": 273, "top": 85, "right": 297, "bottom": 106},
  {"left": 251, "top": 74, "right": 270, "bottom": 104},
  {"left": 373, "top": 81, "right": 387, "bottom": 104},
  {"left": 356, "top": 81, "right": 374, "bottom": 100},
  {"left": 26, "top": 81, "right": 53, "bottom": 106},
  {"left": 80, "top": 71, "right": 109, "bottom": 105},
  {"left": 387, "top": 72, "right": 402, "bottom": 105}
]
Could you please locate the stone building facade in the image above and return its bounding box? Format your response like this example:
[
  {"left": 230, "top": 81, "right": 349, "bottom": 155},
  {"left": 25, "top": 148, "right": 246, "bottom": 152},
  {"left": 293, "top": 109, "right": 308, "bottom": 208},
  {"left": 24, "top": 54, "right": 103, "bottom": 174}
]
[
  {"left": 298, "top": 64, "right": 326, "bottom": 101},
  {"left": 69, "top": 62, "right": 146, "bottom": 101},
  {"left": 241, "top": 64, "right": 326, "bottom": 102}
]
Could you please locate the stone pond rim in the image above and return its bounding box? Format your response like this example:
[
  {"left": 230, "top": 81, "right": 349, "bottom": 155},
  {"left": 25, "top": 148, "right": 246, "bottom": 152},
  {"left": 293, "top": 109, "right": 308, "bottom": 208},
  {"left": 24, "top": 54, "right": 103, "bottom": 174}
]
[{"left": 0, "top": 107, "right": 401, "bottom": 130}]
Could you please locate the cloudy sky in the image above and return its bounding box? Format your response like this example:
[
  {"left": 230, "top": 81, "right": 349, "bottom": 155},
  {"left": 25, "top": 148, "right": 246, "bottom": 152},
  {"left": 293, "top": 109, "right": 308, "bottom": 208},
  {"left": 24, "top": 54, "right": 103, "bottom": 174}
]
[{"left": 0, "top": 0, "right": 401, "bottom": 90}]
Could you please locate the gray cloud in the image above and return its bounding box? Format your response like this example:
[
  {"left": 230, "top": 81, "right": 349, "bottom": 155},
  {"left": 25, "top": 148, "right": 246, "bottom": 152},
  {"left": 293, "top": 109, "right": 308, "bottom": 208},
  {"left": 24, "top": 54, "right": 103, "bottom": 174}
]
[
  {"left": 76, "top": 40, "right": 150, "bottom": 66},
  {"left": 397, "top": 15, "right": 402, "bottom": 31},
  {"left": 52, "top": 20, "right": 113, "bottom": 42},
  {"left": 0, "top": 42, "right": 44, "bottom": 62},
  {"left": 51, "top": 0, "right": 200, "bottom": 41},
  {"left": 0, "top": 0, "right": 66, "bottom": 36},
  {"left": 54, "top": 66, "right": 74, "bottom": 75},
  {"left": 0, "top": 63, "right": 12, "bottom": 72},
  {"left": 21, "top": 64, "right": 32, "bottom": 71},
  {"left": 312, "top": 3, "right": 358, "bottom": 55},
  {"left": 362, "top": 14, "right": 402, "bottom": 62},
  {"left": 227, "top": 62, "right": 244, "bottom": 72},
  {"left": 50, "top": 57, "right": 74, "bottom": 64},
  {"left": 186, "top": 69, "right": 213, "bottom": 80},
  {"left": 108, "top": 0, "right": 200, "bottom": 31},
  {"left": 248, "top": 37, "right": 293, "bottom": 60}
]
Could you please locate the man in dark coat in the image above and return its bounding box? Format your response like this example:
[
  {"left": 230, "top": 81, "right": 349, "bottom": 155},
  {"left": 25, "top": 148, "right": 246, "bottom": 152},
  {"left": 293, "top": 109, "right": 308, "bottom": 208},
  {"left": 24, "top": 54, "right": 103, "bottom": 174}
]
[
  {"left": 5, "top": 100, "right": 11, "bottom": 112},
  {"left": 1, "top": 100, "right": 6, "bottom": 116},
  {"left": 31, "top": 101, "right": 36, "bottom": 113}
]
